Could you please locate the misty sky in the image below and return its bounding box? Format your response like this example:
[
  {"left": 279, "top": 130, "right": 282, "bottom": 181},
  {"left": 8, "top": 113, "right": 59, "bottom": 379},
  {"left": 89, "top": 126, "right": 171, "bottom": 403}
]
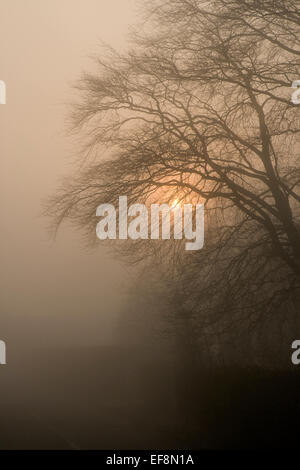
[{"left": 0, "top": 0, "right": 138, "bottom": 350}]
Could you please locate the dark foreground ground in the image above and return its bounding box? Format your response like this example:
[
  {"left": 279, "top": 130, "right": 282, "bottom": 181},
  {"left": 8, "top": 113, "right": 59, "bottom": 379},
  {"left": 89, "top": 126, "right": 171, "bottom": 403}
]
[{"left": 0, "top": 346, "right": 300, "bottom": 449}]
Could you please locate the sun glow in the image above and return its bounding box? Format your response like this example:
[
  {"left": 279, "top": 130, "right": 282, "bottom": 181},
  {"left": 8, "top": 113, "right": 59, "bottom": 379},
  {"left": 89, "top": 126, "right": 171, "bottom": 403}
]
[{"left": 170, "top": 198, "right": 180, "bottom": 208}]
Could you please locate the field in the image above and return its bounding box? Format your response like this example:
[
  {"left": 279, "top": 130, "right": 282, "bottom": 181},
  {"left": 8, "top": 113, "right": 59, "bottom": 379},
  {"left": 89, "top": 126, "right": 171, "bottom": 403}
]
[{"left": 1, "top": 346, "right": 300, "bottom": 449}]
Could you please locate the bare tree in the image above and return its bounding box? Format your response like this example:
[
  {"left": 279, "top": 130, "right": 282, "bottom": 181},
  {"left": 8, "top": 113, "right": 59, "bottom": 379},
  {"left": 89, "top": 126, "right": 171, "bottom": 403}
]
[{"left": 48, "top": 0, "right": 300, "bottom": 358}]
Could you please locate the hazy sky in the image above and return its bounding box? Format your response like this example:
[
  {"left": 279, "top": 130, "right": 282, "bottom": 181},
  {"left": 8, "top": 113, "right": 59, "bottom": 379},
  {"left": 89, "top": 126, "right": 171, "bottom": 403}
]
[{"left": 0, "top": 0, "right": 138, "bottom": 349}]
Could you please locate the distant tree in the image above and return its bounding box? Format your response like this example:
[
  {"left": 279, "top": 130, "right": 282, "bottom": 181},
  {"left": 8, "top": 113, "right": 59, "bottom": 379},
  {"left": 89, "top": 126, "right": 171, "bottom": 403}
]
[{"left": 48, "top": 0, "right": 300, "bottom": 358}]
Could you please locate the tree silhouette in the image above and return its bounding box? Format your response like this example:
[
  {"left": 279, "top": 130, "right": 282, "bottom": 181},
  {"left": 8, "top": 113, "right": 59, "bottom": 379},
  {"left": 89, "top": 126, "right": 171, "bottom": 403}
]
[{"left": 48, "top": 0, "right": 300, "bottom": 354}]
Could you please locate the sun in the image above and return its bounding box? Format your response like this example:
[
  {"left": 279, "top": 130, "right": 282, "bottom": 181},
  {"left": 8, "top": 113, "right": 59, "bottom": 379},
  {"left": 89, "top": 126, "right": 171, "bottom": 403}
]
[{"left": 170, "top": 198, "right": 180, "bottom": 208}]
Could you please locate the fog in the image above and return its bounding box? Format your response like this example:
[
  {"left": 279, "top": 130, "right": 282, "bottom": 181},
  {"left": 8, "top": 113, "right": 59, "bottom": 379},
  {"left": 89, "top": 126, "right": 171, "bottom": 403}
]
[
  {"left": 1, "top": 0, "right": 300, "bottom": 450},
  {"left": 0, "top": 0, "right": 137, "bottom": 350}
]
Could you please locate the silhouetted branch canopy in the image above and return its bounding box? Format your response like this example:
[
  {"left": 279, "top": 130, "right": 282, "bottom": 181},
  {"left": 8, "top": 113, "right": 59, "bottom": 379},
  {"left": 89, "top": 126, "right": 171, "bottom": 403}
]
[{"left": 48, "top": 0, "right": 300, "bottom": 330}]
